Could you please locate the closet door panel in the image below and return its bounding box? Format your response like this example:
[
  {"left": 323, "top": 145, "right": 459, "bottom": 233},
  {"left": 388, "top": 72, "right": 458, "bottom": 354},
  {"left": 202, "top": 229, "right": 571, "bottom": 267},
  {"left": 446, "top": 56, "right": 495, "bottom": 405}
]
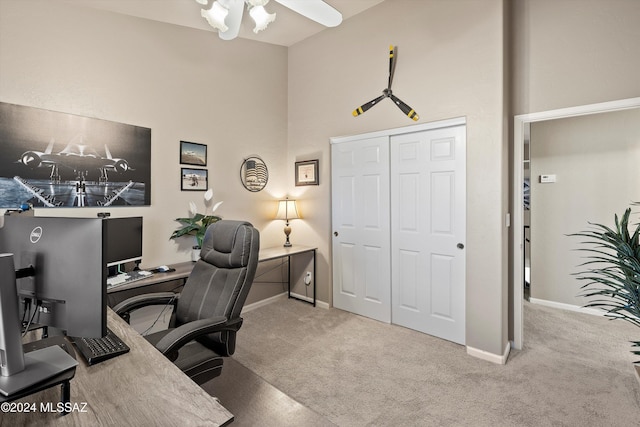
[
  {"left": 391, "top": 126, "right": 466, "bottom": 345},
  {"left": 332, "top": 136, "right": 391, "bottom": 323}
]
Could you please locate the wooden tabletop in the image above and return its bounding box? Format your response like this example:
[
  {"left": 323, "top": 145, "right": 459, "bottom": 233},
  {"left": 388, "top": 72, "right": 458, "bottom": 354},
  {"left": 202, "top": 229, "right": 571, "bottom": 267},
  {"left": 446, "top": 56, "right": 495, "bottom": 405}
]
[
  {"left": 258, "top": 245, "right": 317, "bottom": 262},
  {"left": 106, "top": 262, "right": 194, "bottom": 294},
  {"left": 1, "top": 309, "right": 233, "bottom": 426}
]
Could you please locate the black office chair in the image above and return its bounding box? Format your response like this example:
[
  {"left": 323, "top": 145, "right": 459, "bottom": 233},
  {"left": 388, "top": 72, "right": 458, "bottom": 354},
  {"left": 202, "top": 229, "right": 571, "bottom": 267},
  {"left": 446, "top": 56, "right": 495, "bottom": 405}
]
[{"left": 114, "top": 220, "right": 259, "bottom": 385}]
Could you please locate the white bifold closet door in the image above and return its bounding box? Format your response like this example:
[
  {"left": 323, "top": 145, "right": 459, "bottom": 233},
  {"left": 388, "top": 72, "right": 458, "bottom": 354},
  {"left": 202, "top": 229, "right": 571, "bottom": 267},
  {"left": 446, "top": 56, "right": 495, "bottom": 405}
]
[{"left": 331, "top": 123, "right": 466, "bottom": 344}]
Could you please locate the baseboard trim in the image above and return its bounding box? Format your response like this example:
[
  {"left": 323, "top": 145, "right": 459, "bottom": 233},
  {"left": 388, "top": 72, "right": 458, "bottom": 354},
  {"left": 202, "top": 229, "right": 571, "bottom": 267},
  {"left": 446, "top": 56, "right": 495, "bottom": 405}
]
[
  {"left": 529, "top": 297, "right": 605, "bottom": 317},
  {"left": 242, "top": 291, "right": 330, "bottom": 313},
  {"left": 242, "top": 292, "right": 288, "bottom": 313},
  {"left": 467, "top": 341, "right": 511, "bottom": 365},
  {"left": 290, "top": 292, "right": 330, "bottom": 309}
]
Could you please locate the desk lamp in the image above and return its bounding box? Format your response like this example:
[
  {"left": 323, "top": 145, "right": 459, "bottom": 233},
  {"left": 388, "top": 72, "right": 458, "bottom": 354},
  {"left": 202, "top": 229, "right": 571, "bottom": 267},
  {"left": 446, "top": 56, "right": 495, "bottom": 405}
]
[{"left": 275, "top": 198, "right": 300, "bottom": 247}]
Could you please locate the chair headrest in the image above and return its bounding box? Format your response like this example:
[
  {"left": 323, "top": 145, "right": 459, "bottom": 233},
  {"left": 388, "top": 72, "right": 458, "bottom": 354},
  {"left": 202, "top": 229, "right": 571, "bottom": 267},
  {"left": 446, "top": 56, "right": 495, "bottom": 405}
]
[{"left": 200, "top": 220, "right": 256, "bottom": 269}]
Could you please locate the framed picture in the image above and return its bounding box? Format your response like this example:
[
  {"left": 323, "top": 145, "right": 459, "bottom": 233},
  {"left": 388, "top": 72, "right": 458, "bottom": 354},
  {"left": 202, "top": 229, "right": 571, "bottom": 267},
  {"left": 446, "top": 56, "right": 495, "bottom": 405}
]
[
  {"left": 240, "top": 156, "right": 269, "bottom": 192},
  {"left": 181, "top": 168, "right": 208, "bottom": 191},
  {"left": 0, "top": 102, "right": 151, "bottom": 208},
  {"left": 295, "top": 160, "right": 319, "bottom": 186},
  {"left": 180, "top": 141, "right": 207, "bottom": 166}
]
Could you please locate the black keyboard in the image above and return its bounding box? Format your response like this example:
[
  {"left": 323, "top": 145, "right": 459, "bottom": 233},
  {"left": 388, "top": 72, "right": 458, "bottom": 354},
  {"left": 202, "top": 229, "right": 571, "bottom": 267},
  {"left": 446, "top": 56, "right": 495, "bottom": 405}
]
[{"left": 70, "top": 328, "right": 130, "bottom": 365}]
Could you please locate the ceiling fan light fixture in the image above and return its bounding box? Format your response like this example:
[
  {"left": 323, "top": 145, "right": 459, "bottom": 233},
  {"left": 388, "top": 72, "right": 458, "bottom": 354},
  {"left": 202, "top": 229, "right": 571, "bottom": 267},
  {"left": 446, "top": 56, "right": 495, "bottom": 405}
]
[
  {"left": 198, "top": 0, "right": 340, "bottom": 41},
  {"left": 249, "top": 5, "right": 276, "bottom": 34},
  {"left": 201, "top": 1, "right": 230, "bottom": 32}
]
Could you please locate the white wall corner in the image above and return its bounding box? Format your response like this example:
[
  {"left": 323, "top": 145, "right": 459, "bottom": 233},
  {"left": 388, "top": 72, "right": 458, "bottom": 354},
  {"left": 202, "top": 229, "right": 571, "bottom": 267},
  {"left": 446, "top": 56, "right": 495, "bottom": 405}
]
[{"left": 466, "top": 341, "right": 511, "bottom": 365}]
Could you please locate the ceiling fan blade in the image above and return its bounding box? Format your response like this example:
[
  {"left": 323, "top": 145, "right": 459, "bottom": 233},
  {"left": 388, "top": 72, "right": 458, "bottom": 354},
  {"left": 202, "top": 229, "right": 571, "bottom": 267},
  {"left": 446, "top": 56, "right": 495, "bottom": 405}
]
[
  {"left": 352, "top": 95, "right": 386, "bottom": 117},
  {"left": 388, "top": 45, "right": 397, "bottom": 90},
  {"left": 274, "top": 0, "right": 342, "bottom": 27},
  {"left": 218, "top": 0, "right": 244, "bottom": 41},
  {"left": 389, "top": 94, "right": 419, "bottom": 121}
]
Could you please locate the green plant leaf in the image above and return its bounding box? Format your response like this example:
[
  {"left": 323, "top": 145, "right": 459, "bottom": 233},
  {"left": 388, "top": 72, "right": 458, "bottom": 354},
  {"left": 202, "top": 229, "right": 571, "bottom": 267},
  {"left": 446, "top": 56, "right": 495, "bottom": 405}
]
[
  {"left": 570, "top": 207, "right": 640, "bottom": 358},
  {"left": 170, "top": 213, "right": 222, "bottom": 249}
]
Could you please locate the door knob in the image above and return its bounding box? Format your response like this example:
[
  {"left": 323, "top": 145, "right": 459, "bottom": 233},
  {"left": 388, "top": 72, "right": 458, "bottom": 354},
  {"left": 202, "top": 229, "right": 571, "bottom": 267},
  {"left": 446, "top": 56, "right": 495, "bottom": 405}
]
[
  {"left": 334, "top": 231, "right": 339, "bottom": 237},
  {"left": 457, "top": 243, "right": 464, "bottom": 249}
]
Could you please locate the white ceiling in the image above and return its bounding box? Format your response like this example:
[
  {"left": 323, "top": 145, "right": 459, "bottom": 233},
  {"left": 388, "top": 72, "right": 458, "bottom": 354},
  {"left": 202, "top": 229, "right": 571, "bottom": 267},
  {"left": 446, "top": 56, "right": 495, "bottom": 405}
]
[{"left": 61, "top": 0, "right": 385, "bottom": 47}]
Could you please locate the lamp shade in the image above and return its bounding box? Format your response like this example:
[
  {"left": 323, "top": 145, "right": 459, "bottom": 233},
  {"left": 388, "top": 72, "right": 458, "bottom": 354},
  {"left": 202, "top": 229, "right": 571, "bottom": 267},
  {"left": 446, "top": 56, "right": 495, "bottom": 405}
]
[{"left": 275, "top": 199, "right": 300, "bottom": 221}]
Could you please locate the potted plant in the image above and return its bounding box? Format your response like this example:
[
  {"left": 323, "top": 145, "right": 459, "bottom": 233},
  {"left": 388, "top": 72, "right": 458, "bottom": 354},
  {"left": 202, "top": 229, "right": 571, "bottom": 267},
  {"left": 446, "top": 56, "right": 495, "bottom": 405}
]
[
  {"left": 170, "top": 189, "right": 223, "bottom": 260},
  {"left": 571, "top": 207, "right": 640, "bottom": 377}
]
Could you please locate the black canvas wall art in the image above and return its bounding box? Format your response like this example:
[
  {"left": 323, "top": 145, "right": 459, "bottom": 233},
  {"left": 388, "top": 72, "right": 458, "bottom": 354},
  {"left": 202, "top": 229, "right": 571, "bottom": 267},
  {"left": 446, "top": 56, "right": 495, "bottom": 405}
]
[{"left": 0, "top": 102, "right": 151, "bottom": 208}]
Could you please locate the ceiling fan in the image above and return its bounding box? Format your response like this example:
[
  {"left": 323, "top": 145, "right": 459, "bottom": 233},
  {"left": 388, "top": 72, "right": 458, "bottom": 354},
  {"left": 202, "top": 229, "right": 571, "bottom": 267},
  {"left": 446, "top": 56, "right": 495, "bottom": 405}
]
[
  {"left": 352, "top": 45, "right": 419, "bottom": 121},
  {"left": 195, "top": 0, "right": 342, "bottom": 41}
]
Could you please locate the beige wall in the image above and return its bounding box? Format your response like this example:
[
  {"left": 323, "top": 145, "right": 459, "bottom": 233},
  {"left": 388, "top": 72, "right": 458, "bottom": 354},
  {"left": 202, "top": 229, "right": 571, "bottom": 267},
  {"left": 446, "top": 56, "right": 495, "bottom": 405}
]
[
  {"left": 529, "top": 108, "right": 640, "bottom": 306},
  {"left": 0, "top": 0, "right": 289, "bottom": 304},
  {"left": 510, "top": 0, "right": 640, "bottom": 339},
  {"left": 288, "top": 0, "right": 509, "bottom": 355},
  {"left": 512, "top": 0, "right": 640, "bottom": 114}
]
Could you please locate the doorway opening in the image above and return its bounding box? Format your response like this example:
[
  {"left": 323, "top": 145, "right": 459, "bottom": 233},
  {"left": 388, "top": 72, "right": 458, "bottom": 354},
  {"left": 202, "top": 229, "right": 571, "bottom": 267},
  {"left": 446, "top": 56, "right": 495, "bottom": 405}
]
[{"left": 512, "top": 97, "right": 640, "bottom": 350}]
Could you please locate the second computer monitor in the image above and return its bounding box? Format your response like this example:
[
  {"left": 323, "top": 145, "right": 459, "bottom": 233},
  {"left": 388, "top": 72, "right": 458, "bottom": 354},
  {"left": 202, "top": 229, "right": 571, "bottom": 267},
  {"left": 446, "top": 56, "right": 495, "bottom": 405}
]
[{"left": 104, "top": 216, "right": 143, "bottom": 271}]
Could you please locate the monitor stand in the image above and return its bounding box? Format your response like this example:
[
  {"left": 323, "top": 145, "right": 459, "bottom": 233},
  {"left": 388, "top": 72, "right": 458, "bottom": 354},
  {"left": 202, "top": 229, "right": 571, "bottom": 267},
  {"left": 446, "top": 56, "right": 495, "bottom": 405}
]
[{"left": 0, "top": 254, "right": 78, "bottom": 397}]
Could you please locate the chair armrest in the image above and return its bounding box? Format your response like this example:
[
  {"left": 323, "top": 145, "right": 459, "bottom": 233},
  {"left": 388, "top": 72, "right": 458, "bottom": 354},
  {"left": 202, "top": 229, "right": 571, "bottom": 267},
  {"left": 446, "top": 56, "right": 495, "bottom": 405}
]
[
  {"left": 113, "top": 292, "right": 179, "bottom": 320},
  {"left": 222, "top": 317, "right": 243, "bottom": 332},
  {"left": 155, "top": 316, "right": 228, "bottom": 359}
]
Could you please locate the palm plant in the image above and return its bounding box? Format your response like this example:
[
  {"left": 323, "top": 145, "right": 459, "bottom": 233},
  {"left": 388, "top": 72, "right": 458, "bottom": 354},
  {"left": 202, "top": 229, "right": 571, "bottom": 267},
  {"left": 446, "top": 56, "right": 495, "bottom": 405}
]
[{"left": 571, "top": 207, "right": 640, "bottom": 362}]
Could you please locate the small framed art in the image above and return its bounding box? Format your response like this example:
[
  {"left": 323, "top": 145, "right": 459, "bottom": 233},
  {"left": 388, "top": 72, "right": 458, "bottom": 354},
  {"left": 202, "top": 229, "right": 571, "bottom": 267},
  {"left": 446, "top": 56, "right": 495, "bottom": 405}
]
[
  {"left": 180, "top": 141, "right": 207, "bottom": 166},
  {"left": 181, "top": 168, "right": 208, "bottom": 191},
  {"left": 295, "top": 160, "right": 319, "bottom": 186},
  {"left": 240, "top": 156, "right": 269, "bottom": 192}
]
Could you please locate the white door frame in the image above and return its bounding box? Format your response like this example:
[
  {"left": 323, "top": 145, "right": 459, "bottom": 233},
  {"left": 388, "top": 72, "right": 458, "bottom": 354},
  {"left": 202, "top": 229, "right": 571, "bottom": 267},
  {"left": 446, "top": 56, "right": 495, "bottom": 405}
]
[
  {"left": 330, "top": 117, "right": 466, "bottom": 146},
  {"left": 512, "top": 97, "right": 640, "bottom": 350}
]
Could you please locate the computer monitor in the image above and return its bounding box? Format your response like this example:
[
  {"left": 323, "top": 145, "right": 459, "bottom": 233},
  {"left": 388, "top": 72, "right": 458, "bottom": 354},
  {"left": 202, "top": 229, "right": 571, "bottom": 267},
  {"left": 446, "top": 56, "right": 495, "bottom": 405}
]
[
  {"left": 0, "top": 215, "right": 107, "bottom": 339},
  {"left": 104, "top": 216, "right": 143, "bottom": 273}
]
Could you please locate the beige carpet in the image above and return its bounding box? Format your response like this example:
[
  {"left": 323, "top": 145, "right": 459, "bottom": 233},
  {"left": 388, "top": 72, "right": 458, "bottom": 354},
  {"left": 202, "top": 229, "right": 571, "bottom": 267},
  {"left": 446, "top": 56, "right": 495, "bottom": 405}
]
[{"left": 233, "top": 298, "right": 640, "bottom": 426}]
